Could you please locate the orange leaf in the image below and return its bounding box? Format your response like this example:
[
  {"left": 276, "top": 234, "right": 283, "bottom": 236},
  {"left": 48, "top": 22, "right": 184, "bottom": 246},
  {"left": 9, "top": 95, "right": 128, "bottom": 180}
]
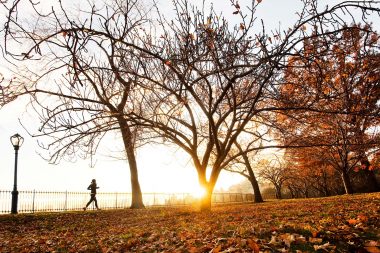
[
  {"left": 348, "top": 219, "right": 358, "bottom": 225},
  {"left": 164, "top": 60, "right": 172, "bottom": 66},
  {"left": 364, "top": 241, "right": 378, "bottom": 247},
  {"left": 189, "top": 247, "right": 200, "bottom": 253},
  {"left": 247, "top": 239, "right": 260, "bottom": 253},
  {"left": 309, "top": 237, "right": 323, "bottom": 243},
  {"left": 257, "top": 0, "right": 262, "bottom": 3},
  {"left": 365, "top": 247, "right": 380, "bottom": 253},
  {"left": 357, "top": 214, "right": 368, "bottom": 223},
  {"left": 211, "top": 245, "right": 222, "bottom": 253}
]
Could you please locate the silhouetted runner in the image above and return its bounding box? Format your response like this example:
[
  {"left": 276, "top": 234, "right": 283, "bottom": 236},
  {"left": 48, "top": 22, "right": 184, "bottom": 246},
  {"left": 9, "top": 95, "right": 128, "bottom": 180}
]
[{"left": 83, "top": 179, "right": 100, "bottom": 210}]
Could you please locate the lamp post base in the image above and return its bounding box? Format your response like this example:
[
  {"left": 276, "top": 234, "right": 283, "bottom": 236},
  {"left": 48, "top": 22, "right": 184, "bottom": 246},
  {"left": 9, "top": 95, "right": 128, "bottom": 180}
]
[{"left": 11, "top": 190, "right": 19, "bottom": 214}]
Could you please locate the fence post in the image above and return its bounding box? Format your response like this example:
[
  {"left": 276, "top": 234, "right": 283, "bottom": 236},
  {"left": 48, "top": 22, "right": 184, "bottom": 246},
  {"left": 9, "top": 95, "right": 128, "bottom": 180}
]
[
  {"left": 65, "top": 190, "right": 68, "bottom": 211},
  {"left": 153, "top": 193, "right": 156, "bottom": 206},
  {"left": 32, "top": 190, "right": 35, "bottom": 213},
  {"left": 115, "top": 192, "right": 118, "bottom": 209}
]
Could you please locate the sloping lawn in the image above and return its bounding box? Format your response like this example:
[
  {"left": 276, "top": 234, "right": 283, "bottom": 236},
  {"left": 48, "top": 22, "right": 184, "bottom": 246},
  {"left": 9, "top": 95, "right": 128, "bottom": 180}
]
[{"left": 0, "top": 193, "right": 379, "bottom": 252}]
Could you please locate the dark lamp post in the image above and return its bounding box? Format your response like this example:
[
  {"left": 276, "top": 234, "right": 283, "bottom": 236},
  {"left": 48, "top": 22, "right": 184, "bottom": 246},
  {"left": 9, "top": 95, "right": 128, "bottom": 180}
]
[{"left": 10, "top": 133, "right": 24, "bottom": 214}]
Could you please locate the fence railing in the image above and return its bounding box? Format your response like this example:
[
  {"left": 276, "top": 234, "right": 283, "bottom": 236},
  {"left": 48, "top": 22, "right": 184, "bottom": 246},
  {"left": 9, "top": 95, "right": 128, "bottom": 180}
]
[{"left": 0, "top": 190, "right": 255, "bottom": 214}]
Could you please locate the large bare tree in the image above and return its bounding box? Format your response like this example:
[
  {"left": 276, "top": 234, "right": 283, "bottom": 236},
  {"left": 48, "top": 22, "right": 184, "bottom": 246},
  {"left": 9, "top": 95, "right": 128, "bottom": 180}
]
[
  {"left": 122, "top": 0, "right": 380, "bottom": 209},
  {"left": 1, "top": 0, "right": 153, "bottom": 208}
]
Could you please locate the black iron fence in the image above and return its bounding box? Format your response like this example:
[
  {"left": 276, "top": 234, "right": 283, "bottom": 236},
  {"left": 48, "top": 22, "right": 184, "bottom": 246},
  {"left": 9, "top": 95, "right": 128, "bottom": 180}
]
[{"left": 0, "top": 190, "right": 255, "bottom": 214}]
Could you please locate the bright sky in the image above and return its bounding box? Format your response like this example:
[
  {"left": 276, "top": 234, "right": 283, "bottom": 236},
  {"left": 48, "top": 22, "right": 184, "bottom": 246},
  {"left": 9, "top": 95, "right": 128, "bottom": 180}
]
[{"left": 1, "top": 0, "right": 376, "bottom": 194}]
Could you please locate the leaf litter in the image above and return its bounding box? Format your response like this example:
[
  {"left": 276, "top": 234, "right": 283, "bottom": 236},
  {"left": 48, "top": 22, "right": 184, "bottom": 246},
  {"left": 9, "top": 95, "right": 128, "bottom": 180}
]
[{"left": 0, "top": 193, "right": 379, "bottom": 252}]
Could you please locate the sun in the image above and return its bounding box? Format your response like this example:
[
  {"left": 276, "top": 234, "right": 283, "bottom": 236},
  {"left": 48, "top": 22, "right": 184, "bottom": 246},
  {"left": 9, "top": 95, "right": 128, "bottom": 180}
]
[{"left": 190, "top": 186, "right": 206, "bottom": 199}]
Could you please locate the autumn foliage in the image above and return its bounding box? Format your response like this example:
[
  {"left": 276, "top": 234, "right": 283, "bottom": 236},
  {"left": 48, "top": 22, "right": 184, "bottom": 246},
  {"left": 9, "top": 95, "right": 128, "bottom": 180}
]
[{"left": 277, "top": 24, "right": 380, "bottom": 196}]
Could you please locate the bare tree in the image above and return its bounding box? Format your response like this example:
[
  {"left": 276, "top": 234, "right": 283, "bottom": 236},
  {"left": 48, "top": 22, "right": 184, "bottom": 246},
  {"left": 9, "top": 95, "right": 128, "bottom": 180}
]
[
  {"left": 123, "top": 0, "right": 380, "bottom": 209},
  {"left": 1, "top": 0, "right": 153, "bottom": 208},
  {"left": 124, "top": 0, "right": 281, "bottom": 210},
  {"left": 0, "top": 74, "right": 7, "bottom": 107},
  {"left": 258, "top": 155, "right": 290, "bottom": 199},
  {"left": 0, "top": 73, "right": 18, "bottom": 108},
  {"left": 223, "top": 133, "right": 265, "bottom": 203}
]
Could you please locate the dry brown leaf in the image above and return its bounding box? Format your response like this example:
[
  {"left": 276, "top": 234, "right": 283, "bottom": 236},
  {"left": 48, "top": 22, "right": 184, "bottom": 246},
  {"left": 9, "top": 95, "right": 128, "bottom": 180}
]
[
  {"left": 189, "top": 246, "right": 200, "bottom": 253},
  {"left": 247, "top": 239, "right": 260, "bottom": 253},
  {"left": 365, "top": 241, "right": 379, "bottom": 247},
  {"left": 211, "top": 245, "right": 222, "bottom": 253},
  {"left": 365, "top": 247, "right": 380, "bottom": 253},
  {"left": 314, "top": 242, "right": 330, "bottom": 251},
  {"left": 357, "top": 214, "right": 368, "bottom": 223},
  {"left": 309, "top": 237, "right": 323, "bottom": 243}
]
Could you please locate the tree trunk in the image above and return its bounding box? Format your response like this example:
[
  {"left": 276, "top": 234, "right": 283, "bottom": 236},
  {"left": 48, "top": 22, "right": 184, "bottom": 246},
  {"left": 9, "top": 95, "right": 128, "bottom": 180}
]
[
  {"left": 304, "top": 189, "right": 309, "bottom": 198},
  {"left": 198, "top": 165, "right": 220, "bottom": 211},
  {"left": 241, "top": 151, "right": 264, "bottom": 203},
  {"left": 118, "top": 118, "right": 145, "bottom": 208},
  {"left": 275, "top": 185, "right": 282, "bottom": 199},
  {"left": 249, "top": 178, "right": 264, "bottom": 203},
  {"left": 303, "top": 182, "right": 309, "bottom": 198},
  {"left": 195, "top": 166, "right": 211, "bottom": 211},
  {"left": 200, "top": 185, "right": 213, "bottom": 211},
  {"left": 322, "top": 173, "right": 331, "bottom": 197},
  {"left": 287, "top": 186, "right": 295, "bottom": 198},
  {"left": 323, "top": 185, "right": 330, "bottom": 197},
  {"left": 361, "top": 158, "right": 380, "bottom": 192},
  {"left": 341, "top": 170, "right": 354, "bottom": 194},
  {"left": 365, "top": 170, "right": 380, "bottom": 192}
]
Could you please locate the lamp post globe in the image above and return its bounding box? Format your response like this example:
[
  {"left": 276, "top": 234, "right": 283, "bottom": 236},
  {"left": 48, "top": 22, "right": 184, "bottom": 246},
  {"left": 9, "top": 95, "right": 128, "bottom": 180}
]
[{"left": 10, "top": 133, "right": 24, "bottom": 214}]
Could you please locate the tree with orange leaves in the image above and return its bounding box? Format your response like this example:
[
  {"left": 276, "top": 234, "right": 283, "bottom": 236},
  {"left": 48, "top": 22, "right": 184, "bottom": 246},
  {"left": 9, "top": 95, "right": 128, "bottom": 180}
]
[
  {"left": 284, "top": 147, "right": 343, "bottom": 197},
  {"left": 279, "top": 24, "right": 380, "bottom": 194}
]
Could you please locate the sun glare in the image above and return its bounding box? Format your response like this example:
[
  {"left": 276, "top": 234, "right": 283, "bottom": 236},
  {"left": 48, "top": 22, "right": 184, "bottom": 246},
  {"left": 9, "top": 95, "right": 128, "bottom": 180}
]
[{"left": 191, "top": 186, "right": 206, "bottom": 199}]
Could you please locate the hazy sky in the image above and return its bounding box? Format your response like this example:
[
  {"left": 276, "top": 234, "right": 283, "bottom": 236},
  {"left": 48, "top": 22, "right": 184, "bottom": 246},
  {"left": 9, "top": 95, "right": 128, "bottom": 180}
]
[{"left": 0, "top": 0, "right": 376, "bottom": 194}]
